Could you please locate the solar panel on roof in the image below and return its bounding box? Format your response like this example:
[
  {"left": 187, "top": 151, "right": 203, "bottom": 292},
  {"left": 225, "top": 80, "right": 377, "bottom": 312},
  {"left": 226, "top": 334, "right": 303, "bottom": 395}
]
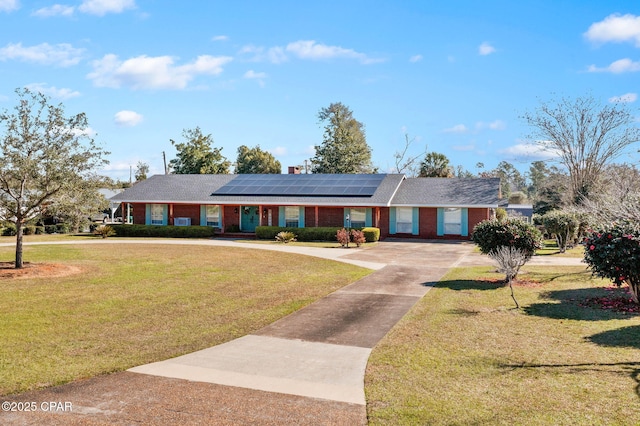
[{"left": 211, "top": 174, "right": 386, "bottom": 197}]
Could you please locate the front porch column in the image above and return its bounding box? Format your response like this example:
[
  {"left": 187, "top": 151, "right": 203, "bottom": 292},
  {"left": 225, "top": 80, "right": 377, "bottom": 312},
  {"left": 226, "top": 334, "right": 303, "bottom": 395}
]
[{"left": 315, "top": 206, "right": 319, "bottom": 227}]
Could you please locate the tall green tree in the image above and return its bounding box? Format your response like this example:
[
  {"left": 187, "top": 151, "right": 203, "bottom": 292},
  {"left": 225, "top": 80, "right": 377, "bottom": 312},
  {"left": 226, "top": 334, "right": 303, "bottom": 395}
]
[
  {"left": 0, "top": 88, "right": 109, "bottom": 268},
  {"left": 235, "top": 145, "right": 281, "bottom": 174},
  {"left": 169, "top": 127, "right": 230, "bottom": 174},
  {"left": 523, "top": 95, "right": 640, "bottom": 203},
  {"left": 311, "top": 102, "right": 374, "bottom": 174},
  {"left": 135, "top": 161, "right": 149, "bottom": 181},
  {"left": 419, "top": 152, "right": 453, "bottom": 177}
]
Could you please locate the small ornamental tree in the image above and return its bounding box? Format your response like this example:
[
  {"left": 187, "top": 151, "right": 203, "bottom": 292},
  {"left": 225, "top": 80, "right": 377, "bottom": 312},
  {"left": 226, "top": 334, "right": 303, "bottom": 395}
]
[
  {"left": 583, "top": 223, "right": 640, "bottom": 304},
  {"left": 540, "top": 210, "right": 579, "bottom": 253},
  {"left": 472, "top": 218, "right": 543, "bottom": 261},
  {"left": 473, "top": 219, "right": 542, "bottom": 307}
]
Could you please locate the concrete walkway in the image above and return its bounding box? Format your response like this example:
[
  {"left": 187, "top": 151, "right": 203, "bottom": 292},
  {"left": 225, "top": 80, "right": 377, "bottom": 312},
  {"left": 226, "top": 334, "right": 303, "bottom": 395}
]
[{"left": 0, "top": 239, "right": 586, "bottom": 425}]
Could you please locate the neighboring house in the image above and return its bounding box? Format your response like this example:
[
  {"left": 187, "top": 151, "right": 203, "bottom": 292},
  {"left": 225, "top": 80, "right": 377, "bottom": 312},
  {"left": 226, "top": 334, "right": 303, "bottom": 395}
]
[
  {"left": 505, "top": 204, "right": 534, "bottom": 223},
  {"left": 109, "top": 173, "right": 501, "bottom": 240}
]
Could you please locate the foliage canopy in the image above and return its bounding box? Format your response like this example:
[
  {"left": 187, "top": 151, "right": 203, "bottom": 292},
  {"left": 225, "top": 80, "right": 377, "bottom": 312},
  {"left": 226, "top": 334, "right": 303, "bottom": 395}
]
[
  {"left": 235, "top": 145, "right": 281, "bottom": 174},
  {"left": 0, "top": 88, "right": 109, "bottom": 267},
  {"left": 169, "top": 127, "right": 230, "bottom": 174},
  {"left": 311, "top": 102, "right": 374, "bottom": 174}
]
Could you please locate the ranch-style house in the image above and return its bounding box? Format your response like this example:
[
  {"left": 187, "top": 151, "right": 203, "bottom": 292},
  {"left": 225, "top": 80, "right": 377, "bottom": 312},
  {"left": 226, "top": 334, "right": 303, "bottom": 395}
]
[{"left": 109, "top": 172, "right": 502, "bottom": 240}]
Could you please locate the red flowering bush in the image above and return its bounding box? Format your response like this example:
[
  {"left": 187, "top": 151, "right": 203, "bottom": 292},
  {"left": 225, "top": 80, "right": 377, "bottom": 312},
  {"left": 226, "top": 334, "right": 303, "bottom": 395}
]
[{"left": 583, "top": 223, "right": 640, "bottom": 304}]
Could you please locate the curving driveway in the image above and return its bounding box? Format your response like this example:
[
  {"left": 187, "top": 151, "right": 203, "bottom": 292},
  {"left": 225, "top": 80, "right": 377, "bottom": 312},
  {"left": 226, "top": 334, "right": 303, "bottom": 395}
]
[{"left": 0, "top": 239, "right": 493, "bottom": 425}]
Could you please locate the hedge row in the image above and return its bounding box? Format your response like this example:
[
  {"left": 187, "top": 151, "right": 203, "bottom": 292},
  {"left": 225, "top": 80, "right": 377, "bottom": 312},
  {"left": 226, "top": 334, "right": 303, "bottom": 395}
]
[
  {"left": 1, "top": 224, "right": 70, "bottom": 236},
  {"left": 255, "top": 226, "right": 380, "bottom": 243},
  {"left": 111, "top": 224, "right": 217, "bottom": 238}
]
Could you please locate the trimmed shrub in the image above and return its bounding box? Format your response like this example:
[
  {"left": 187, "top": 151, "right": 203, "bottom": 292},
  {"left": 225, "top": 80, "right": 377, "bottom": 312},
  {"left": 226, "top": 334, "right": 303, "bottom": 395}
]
[
  {"left": 2, "top": 223, "right": 16, "bottom": 236},
  {"left": 495, "top": 207, "right": 507, "bottom": 222},
  {"left": 23, "top": 225, "right": 36, "bottom": 235},
  {"left": 111, "top": 225, "right": 217, "bottom": 238},
  {"left": 275, "top": 231, "right": 297, "bottom": 243},
  {"left": 336, "top": 228, "right": 349, "bottom": 247},
  {"left": 256, "top": 226, "right": 347, "bottom": 242},
  {"left": 583, "top": 223, "right": 640, "bottom": 304},
  {"left": 351, "top": 229, "right": 366, "bottom": 247},
  {"left": 362, "top": 227, "right": 380, "bottom": 242},
  {"left": 472, "top": 218, "right": 542, "bottom": 259}
]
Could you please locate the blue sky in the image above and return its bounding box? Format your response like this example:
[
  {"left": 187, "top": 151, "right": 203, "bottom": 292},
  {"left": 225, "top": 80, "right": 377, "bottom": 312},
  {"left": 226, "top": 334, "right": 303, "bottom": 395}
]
[{"left": 1, "top": 0, "right": 639, "bottom": 180}]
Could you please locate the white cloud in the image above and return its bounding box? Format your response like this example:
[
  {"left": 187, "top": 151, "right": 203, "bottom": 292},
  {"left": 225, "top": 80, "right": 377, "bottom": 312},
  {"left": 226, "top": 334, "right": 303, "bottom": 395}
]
[
  {"left": 87, "top": 54, "right": 233, "bottom": 89},
  {"left": 244, "top": 70, "right": 267, "bottom": 87},
  {"left": 78, "top": 0, "right": 135, "bottom": 16},
  {"left": 239, "top": 45, "right": 288, "bottom": 64},
  {"left": 271, "top": 146, "right": 287, "bottom": 156},
  {"left": 585, "top": 13, "right": 640, "bottom": 47},
  {"left": 244, "top": 70, "right": 267, "bottom": 79},
  {"left": 478, "top": 42, "right": 496, "bottom": 55},
  {"left": 0, "top": 42, "right": 84, "bottom": 67},
  {"left": 32, "top": 4, "right": 75, "bottom": 17},
  {"left": 609, "top": 92, "right": 637, "bottom": 103},
  {"left": 114, "top": 110, "right": 143, "bottom": 126},
  {"left": 25, "top": 83, "right": 80, "bottom": 99},
  {"left": 499, "top": 142, "right": 561, "bottom": 161},
  {"left": 476, "top": 119, "right": 506, "bottom": 131},
  {"left": 212, "top": 35, "right": 228, "bottom": 42},
  {"left": 443, "top": 124, "right": 468, "bottom": 133},
  {"left": 285, "top": 40, "right": 383, "bottom": 64},
  {"left": 0, "top": 0, "right": 19, "bottom": 12},
  {"left": 409, "top": 54, "right": 423, "bottom": 63},
  {"left": 587, "top": 58, "right": 640, "bottom": 73}
]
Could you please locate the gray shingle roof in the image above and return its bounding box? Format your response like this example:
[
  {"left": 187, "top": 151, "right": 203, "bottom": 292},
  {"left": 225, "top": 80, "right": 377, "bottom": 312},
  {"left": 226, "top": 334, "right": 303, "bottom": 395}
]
[
  {"left": 390, "top": 177, "right": 501, "bottom": 207},
  {"left": 110, "top": 174, "right": 501, "bottom": 207},
  {"left": 110, "top": 174, "right": 406, "bottom": 207}
]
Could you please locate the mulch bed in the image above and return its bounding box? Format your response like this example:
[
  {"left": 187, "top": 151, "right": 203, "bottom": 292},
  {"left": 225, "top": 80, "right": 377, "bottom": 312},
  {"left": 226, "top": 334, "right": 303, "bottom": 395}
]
[{"left": 0, "top": 262, "right": 82, "bottom": 279}]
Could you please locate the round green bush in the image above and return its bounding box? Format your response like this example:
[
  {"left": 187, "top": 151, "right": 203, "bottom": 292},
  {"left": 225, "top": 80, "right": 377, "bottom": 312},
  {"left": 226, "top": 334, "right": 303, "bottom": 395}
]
[
  {"left": 583, "top": 222, "right": 640, "bottom": 304},
  {"left": 472, "top": 218, "right": 542, "bottom": 258}
]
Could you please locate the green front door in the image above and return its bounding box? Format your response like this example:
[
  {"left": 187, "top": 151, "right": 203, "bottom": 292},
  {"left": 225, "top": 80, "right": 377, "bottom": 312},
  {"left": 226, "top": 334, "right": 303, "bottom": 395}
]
[{"left": 240, "top": 206, "right": 259, "bottom": 232}]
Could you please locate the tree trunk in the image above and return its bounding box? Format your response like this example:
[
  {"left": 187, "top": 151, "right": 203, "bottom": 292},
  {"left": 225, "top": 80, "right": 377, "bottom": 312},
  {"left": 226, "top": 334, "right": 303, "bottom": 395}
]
[
  {"left": 15, "top": 221, "right": 23, "bottom": 269},
  {"left": 629, "top": 279, "right": 639, "bottom": 305}
]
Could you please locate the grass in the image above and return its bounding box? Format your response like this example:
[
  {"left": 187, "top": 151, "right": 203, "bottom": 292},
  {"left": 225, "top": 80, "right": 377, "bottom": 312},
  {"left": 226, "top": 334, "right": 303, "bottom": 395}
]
[
  {"left": 0, "top": 243, "right": 371, "bottom": 396},
  {"left": 0, "top": 233, "right": 96, "bottom": 243},
  {"left": 536, "top": 239, "right": 584, "bottom": 258},
  {"left": 366, "top": 265, "right": 640, "bottom": 425}
]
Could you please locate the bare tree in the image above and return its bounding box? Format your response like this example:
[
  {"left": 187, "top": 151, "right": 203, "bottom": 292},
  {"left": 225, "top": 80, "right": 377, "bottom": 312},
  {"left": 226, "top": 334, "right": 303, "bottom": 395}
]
[
  {"left": 522, "top": 95, "right": 640, "bottom": 203},
  {"left": 488, "top": 246, "right": 530, "bottom": 308},
  {"left": 575, "top": 164, "right": 640, "bottom": 226},
  {"left": 393, "top": 133, "right": 426, "bottom": 176}
]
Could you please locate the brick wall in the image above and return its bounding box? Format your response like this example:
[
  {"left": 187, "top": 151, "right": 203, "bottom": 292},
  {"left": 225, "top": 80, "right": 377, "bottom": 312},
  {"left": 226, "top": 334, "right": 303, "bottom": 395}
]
[
  {"left": 172, "top": 204, "right": 200, "bottom": 226},
  {"left": 131, "top": 203, "right": 146, "bottom": 224},
  {"left": 318, "top": 207, "right": 344, "bottom": 227},
  {"left": 468, "top": 208, "right": 490, "bottom": 235},
  {"left": 418, "top": 207, "right": 438, "bottom": 239},
  {"left": 378, "top": 207, "right": 390, "bottom": 239},
  {"left": 223, "top": 205, "right": 239, "bottom": 230}
]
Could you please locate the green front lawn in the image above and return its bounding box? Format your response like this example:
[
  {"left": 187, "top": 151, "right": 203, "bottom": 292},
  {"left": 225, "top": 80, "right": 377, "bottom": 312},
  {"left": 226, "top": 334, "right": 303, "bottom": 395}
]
[
  {"left": 366, "top": 266, "right": 640, "bottom": 425},
  {"left": 0, "top": 243, "right": 371, "bottom": 396}
]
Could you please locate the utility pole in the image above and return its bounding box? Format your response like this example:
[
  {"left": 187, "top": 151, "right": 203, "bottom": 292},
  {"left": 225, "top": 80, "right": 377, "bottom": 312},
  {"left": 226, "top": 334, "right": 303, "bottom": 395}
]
[{"left": 162, "top": 151, "right": 168, "bottom": 174}]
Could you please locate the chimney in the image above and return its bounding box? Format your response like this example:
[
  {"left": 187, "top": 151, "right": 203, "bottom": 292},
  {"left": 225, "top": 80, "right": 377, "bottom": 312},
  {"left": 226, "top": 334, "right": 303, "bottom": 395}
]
[{"left": 288, "top": 166, "right": 301, "bottom": 174}]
